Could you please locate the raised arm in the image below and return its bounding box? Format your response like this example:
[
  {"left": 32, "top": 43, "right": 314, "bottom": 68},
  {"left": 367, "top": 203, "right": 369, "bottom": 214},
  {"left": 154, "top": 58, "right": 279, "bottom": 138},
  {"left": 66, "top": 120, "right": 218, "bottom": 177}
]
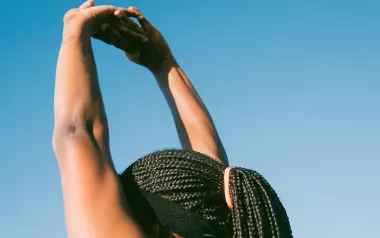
[
  {"left": 97, "top": 7, "right": 228, "bottom": 165},
  {"left": 53, "top": 2, "right": 144, "bottom": 238},
  {"left": 153, "top": 63, "right": 229, "bottom": 165}
]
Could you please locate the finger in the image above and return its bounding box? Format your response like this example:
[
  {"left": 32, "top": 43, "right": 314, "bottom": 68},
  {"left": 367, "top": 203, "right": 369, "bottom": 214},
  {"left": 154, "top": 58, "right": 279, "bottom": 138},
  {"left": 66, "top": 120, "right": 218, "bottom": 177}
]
[
  {"left": 92, "top": 24, "right": 121, "bottom": 47},
  {"left": 92, "top": 23, "right": 140, "bottom": 54},
  {"left": 83, "top": 5, "right": 118, "bottom": 20},
  {"left": 92, "top": 24, "right": 113, "bottom": 45},
  {"left": 114, "top": 9, "right": 145, "bottom": 35},
  {"left": 92, "top": 23, "right": 132, "bottom": 48},
  {"left": 104, "top": 27, "right": 122, "bottom": 48},
  {"left": 110, "top": 21, "right": 149, "bottom": 43},
  {"left": 79, "top": 0, "right": 94, "bottom": 10},
  {"left": 117, "top": 7, "right": 154, "bottom": 31}
]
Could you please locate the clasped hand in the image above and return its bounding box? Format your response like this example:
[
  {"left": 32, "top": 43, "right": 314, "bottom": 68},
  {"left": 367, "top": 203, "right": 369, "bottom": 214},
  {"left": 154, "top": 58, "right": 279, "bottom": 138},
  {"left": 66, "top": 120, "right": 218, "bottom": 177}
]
[{"left": 64, "top": 0, "right": 176, "bottom": 72}]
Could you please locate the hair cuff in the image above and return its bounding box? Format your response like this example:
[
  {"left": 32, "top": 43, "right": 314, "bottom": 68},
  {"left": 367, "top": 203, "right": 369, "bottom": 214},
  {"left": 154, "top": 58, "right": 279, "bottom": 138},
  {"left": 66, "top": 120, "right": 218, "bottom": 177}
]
[{"left": 224, "top": 167, "right": 233, "bottom": 210}]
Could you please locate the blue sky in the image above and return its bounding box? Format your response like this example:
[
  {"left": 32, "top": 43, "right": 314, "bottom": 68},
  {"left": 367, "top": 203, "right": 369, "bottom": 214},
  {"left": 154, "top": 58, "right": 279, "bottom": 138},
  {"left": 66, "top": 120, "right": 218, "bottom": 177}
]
[{"left": 0, "top": 0, "right": 379, "bottom": 237}]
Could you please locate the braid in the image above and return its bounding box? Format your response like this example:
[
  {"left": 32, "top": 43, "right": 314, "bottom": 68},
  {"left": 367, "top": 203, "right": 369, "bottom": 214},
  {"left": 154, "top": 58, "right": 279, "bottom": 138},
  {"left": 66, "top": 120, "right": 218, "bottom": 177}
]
[
  {"left": 230, "top": 168, "right": 292, "bottom": 237},
  {"left": 120, "top": 149, "right": 292, "bottom": 237}
]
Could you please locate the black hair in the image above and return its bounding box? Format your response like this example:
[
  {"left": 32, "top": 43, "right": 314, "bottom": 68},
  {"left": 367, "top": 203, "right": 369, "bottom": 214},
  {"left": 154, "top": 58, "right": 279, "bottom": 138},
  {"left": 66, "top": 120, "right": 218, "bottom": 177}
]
[{"left": 120, "top": 149, "right": 292, "bottom": 237}]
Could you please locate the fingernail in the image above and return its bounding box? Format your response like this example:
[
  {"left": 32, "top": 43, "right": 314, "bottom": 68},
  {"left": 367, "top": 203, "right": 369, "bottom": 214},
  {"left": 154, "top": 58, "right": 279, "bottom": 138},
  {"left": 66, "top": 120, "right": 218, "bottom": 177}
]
[
  {"left": 142, "top": 36, "right": 149, "bottom": 42},
  {"left": 114, "top": 10, "right": 122, "bottom": 18}
]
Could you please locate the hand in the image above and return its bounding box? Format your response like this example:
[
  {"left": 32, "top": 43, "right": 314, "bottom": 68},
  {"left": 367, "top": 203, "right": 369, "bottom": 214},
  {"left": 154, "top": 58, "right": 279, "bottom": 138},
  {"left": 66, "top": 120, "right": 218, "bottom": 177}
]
[
  {"left": 62, "top": 0, "right": 118, "bottom": 40},
  {"left": 91, "top": 9, "right": 149, "bottom": 55},
  {"left": 95, "top": 7, "right": 176, "bottom": 72}
]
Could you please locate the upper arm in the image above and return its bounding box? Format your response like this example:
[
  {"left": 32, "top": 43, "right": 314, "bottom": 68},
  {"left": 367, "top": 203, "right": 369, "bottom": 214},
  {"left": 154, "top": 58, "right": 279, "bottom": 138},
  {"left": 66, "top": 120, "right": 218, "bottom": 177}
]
[{"left": 53, "top": 125, "right": 144, "bottom": 238}]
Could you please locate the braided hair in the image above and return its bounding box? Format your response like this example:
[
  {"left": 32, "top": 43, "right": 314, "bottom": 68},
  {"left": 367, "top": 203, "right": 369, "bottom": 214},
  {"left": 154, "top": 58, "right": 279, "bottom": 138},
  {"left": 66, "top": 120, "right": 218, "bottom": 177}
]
[{"left": 120, "top": 149, "right": 292, "bottom": 238}]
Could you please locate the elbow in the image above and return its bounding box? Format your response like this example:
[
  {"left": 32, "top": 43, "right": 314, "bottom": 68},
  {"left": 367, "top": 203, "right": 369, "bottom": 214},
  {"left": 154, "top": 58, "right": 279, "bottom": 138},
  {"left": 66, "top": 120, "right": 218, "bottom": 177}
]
[
  {"left": 53, "top": 102, "right": 96, "bottom": 138},
  {"left": 52, "top": 114, "right": 108, "bottom": 152},
  {"left": 53, "top": 100, "right": 108, "bottom": 152},
  {"left": 52, "top": 116, "right": 87, "bottom": 151}
]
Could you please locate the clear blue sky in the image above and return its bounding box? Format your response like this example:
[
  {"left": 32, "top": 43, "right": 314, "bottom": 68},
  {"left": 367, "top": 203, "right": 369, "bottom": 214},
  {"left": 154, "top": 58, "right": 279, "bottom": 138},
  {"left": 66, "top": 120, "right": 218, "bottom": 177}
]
[{"left": 0, "top": 0, "right": 379, "bottom": 237}]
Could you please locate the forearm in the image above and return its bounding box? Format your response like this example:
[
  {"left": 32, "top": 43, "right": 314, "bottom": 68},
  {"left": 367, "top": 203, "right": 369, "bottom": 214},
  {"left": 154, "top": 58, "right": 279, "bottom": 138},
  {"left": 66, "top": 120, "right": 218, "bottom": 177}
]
[
  {"left": 154, "top": 63, "right": 228, "bottom": 165},
  {"left": 54, "top": 34, "right": 108, "bottom": 145}
]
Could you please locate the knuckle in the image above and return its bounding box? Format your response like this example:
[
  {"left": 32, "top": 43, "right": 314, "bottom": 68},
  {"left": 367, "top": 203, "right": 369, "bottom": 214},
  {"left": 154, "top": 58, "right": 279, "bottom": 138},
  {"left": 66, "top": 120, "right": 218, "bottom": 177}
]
[
  {"left": 130, "top": 6, "right": 139, "bottom": 12},
  {"left": 63, "top": 9, "right": 78, "bottom": 22},
  {"left": 128, "top": 6, "right": 141, "bottom": 15}
]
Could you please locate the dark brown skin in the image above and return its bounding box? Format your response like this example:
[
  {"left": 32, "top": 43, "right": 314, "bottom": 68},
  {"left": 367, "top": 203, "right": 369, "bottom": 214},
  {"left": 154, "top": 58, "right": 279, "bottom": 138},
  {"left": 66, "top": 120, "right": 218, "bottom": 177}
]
[
  {"left": 118, "top": 7, "right": 176, "bottom": 73},
  {"left": 94, "top": 7, "right": 229, "bottom": 165},
  {"left": 93, "top": 7, "right": 177, "bottom": 73}
]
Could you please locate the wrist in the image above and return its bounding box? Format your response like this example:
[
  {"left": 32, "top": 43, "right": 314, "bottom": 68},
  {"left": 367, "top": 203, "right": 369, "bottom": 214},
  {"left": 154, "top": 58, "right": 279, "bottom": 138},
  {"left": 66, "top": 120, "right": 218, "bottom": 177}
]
[
  {"left": 152, "top": 59, "right": 180, "bottom": 88},
  {"left": 150, "top": 58, "right": 178, "bottom": 77},
  {"left": 61, "top": 30, "right": 92, "bottom": 55},
  {"left": 62, "top": 21, "right": 91, "bottom": 43}
]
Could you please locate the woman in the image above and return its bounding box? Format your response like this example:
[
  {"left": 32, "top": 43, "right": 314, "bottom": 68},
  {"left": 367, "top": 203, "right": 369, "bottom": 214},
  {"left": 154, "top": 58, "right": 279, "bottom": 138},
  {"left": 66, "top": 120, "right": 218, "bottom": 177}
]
[{"left": 53, "top": 1, "right": 292, "bottom": 237}]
